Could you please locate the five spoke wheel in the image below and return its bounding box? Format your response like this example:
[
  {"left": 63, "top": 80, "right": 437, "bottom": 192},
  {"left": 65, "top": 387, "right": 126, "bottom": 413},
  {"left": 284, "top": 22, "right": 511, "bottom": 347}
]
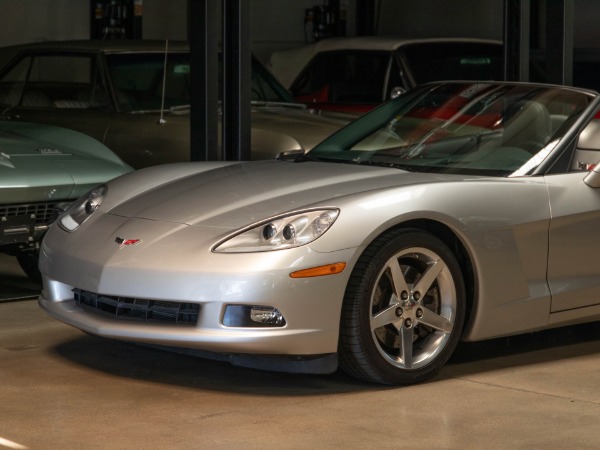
[{"left": 339, "top": 229, "right": 466, "bottom": 385}]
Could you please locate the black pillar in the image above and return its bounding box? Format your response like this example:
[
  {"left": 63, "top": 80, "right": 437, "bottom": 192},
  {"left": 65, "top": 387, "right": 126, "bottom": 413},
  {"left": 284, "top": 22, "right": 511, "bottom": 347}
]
[
  {"left": 356, "top": 0, "right": 376, "bottom": 36},
  {"left": 504, "top": 0, "right": 530, "bottom": 82},
  {"left": 188, "top": 0, "right": 220, "bottom": 161},
  {"left": 544, "top": 0, "right": 574, "bottom": 86},
  {"left": 222, "top": 0, "right": 252, "bottom": 161}
]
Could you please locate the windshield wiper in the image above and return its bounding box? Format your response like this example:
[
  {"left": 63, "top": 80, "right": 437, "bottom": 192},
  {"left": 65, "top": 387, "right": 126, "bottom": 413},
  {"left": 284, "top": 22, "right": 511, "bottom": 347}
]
[
  {"left": 296, "top": 154, "right": 411, "bottom": 168},
  {"left": 294, "top": 154, "right": 353, "bottom": 164},
  {"left": 294, "top": 153, "right": 322, "bottom": 162},
  {"left": 354, "top": 159, "right": 417, "bottom": 172}
]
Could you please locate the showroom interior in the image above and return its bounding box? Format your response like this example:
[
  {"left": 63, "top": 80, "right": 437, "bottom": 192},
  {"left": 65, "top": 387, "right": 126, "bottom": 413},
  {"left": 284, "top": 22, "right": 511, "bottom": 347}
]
[{"left": 1, "top": 1, "right": 599, "bottom": 449}]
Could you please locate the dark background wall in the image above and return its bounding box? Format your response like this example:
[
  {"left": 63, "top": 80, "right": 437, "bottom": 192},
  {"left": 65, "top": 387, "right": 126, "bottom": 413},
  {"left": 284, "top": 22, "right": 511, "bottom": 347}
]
[{"left": 0, "top": 0, "right": 599, "bottom": 64}]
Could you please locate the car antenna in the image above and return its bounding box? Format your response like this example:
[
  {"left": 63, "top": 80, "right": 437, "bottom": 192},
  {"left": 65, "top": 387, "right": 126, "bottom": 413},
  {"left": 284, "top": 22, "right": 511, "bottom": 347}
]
[{"left": 158, "top": 39, "right": 169, "bottom": 125}]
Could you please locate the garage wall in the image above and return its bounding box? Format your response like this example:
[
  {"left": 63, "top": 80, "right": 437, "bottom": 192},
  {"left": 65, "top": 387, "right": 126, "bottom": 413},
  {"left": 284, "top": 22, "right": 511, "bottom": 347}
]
[
  {"left": 0, "top": 0, "right": 189, "bottom": 46},
  {"left": 142, "top": 0, "right": 188, "bottom": 40},
  {"left": 376, "top": 0, "right": 504, "bottom": 40},
  {"left": 0, "top": 0, "right": 598, "bottom": 61},
  {"left": 375, "top": 0, "right": 600, "bottom": 48},
  {"left": 250, "top": 0, "right": 355, "bottom": 62},
  {"left": 141, "top": 0, "right": 339, "bottom": 62},
  {"left": 0, "top": 0, "right": 333, "bottom": 64},
  {"left": 0, "top": 0, "right": 89, "bottom": 46}
]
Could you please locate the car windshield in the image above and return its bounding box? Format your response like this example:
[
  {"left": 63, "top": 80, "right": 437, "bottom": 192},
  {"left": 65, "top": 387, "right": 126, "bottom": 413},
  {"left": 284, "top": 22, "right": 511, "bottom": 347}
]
[
  {"left": 308, "top": 82, "right": 595, "bottom": 176},
  {"left": 105, "top": 52, "right": 294, "bottom": 111}
]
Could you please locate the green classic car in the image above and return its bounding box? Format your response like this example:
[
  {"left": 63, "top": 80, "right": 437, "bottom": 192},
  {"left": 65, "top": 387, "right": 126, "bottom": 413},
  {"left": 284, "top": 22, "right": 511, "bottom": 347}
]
[{"left": 0, "top": 120, "right": 131, "bottom": 279}]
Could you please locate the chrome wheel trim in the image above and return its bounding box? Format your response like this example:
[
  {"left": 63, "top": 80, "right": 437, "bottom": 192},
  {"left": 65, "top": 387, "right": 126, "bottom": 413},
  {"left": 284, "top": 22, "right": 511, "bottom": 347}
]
[{"left": 369, "top": 246, "right": 457, "bottom": 370}]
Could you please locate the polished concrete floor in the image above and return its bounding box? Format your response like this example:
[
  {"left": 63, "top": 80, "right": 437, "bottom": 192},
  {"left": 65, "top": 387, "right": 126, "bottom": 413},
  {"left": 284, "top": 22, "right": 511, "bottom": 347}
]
[{"left": 1, "top": 253, "right": 599, "bottom": 450}]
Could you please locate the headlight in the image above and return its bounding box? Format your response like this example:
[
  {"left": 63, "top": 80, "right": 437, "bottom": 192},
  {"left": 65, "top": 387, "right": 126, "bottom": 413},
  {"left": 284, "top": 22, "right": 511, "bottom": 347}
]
[
  {"left": 58, "top": 185, "right": 107, "bottom": 232},
  {"left": 213, "top": 208, "right": 339, "bottom": 253}
]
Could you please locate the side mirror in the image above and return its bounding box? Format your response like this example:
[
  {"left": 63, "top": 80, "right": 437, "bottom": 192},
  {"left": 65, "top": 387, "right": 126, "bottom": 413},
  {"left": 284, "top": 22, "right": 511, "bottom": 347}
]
[
  {"left": 389, "top": 86, "right": 407, "bottom": 99},
  {"left": 583, "top": 160, "right": 600, "bottom": 187}
]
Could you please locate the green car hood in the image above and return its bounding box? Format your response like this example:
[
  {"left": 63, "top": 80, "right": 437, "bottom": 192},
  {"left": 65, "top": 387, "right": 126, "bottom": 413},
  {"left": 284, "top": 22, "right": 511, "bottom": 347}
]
[{"left": 0, "top": 121, "right": 132, "bottom": 204}]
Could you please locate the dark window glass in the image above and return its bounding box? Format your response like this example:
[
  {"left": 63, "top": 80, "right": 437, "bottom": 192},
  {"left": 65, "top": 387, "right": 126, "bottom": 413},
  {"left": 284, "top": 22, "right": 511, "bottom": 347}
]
[
  {"left": 401, "top": 43, "right": 504, "bottom": 84},
  {"left": 291, "top": 51, "right": 390, "bottom": 103},
  {"left": 106, "top": 52, "right": 292, "bottom": 112},
  {"left": 0, "top": 54, "right": 108, "bottom": 109}
]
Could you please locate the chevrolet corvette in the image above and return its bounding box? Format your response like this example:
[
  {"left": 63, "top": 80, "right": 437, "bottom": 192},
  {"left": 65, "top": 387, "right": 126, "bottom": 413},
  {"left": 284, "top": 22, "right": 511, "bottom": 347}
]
[{"left": 38, "top": 81, "right": 600, "bottom": 384}]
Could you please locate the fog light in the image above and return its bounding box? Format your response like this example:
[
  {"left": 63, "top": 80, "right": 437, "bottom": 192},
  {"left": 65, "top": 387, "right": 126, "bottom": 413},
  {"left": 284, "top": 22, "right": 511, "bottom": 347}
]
[
  {"left": 223, "top": 305, "right": 286, "bottom": 327},
  {"left": 250, "top": 306, "right": 285, "bottom": 325}
]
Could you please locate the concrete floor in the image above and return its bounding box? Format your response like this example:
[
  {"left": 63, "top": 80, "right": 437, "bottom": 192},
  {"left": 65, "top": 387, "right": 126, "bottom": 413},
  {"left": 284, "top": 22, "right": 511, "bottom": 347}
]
[{"left": 1, "top": 254, "right": 599, "bottom": 450}]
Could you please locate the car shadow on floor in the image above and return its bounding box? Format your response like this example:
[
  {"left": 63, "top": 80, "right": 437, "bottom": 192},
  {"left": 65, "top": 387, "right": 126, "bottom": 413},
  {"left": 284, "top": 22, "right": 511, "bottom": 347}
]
[
  {"left": 50, "top": 321, "right": 600, "bottom": 394},
  {"left": 0, "top": 254, "right": 41, "bottom": 301},
  {"left": 53, "top": 334, "right": 370, "bottom": 395},
  {"left": 0, "top": 273, "right": 41, "bottom": 301}
]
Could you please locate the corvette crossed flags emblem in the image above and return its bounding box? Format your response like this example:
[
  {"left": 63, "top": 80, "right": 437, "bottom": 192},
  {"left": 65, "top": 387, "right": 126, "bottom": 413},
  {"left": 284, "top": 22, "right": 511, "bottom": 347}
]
[{"left": 115, "top": 237, "right": 142, "bottom": 248}]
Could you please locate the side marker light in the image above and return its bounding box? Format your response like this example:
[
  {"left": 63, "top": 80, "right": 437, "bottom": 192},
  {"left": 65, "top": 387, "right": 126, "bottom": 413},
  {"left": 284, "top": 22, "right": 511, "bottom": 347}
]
[{"left": 289, "top": 262, "right": 346, "bottom": 278}]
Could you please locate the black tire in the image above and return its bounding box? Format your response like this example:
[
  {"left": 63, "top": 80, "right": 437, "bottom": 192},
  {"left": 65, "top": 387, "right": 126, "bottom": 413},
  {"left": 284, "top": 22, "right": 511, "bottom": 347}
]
[
  {"left": 339, "top": 229, "right": 466, "bottom": 385},
  {"left": 16, "top": 250, "right": 42, "bottom": 283}
]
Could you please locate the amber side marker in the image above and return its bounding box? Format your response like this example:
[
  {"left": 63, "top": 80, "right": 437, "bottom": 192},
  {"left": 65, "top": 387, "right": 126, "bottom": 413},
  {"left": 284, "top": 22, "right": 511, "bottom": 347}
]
[{"left": 289, "top": 262, "right": 346, "bottom": 278}]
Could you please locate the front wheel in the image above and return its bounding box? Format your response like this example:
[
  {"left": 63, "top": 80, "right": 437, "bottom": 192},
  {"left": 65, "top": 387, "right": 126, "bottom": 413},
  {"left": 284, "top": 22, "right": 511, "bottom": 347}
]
[{"left": 339, "top": 229, "right": 466, "bottom": 385}]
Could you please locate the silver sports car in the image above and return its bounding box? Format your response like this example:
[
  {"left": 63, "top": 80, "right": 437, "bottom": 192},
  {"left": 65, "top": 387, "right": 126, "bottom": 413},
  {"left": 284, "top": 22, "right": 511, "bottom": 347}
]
[{"left": 39, "top": 81, "right": 600, "bottom": 384}]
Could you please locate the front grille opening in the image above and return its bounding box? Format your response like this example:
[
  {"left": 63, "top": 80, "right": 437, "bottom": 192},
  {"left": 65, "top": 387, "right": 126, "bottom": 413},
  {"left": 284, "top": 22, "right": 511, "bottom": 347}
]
[
  {"left": 0, "top": 202, "right": 64, "bottom": 225},
  {"left": 73, "top": 289, "right": 200, "bottom": 325}
]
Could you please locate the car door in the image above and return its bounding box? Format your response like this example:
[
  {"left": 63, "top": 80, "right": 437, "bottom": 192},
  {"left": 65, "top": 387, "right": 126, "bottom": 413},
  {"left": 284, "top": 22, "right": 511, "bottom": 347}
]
[
  {"left": 0, "top": 52, "right": 112, "bottom": 144},
  {"left": 546, "top": 120, "right": 600, "bottom": 312}
]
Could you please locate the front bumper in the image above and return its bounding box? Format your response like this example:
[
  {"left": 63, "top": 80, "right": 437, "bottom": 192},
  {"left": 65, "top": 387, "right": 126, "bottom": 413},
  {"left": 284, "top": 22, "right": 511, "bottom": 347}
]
[
  {"left": 38, "top": 292, "right": 341, "bottom": 374},
  {"left": 38, "top": 219, "right": 357, "bottom": 370}
]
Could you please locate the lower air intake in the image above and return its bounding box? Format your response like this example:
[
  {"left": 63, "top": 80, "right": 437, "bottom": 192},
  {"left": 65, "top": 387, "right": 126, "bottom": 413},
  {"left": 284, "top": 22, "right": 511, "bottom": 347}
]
[{"left": 73, "top": 289, "right": 199, "bottom": 325}]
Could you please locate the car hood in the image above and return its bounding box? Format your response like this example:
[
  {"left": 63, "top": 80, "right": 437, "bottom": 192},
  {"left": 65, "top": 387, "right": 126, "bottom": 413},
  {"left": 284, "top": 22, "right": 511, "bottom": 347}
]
[
  {"left": 249, "top": 103, "right": 348, "bottom": 153},
  {"left": 160, "top": 103, "right": 348, "bottom": 156},
  {"left": 0, "top": 126, "right": 131, "bottom": 203},
  {"left": 107, "top": 160, "right": 467, "bottom": 229}
]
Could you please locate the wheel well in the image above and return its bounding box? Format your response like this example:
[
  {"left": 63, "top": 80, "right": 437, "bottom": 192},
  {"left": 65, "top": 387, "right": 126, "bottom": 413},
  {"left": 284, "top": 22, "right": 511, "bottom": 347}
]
[{"left": 378, "top": 219, "right": 475, "bottom": 331}]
